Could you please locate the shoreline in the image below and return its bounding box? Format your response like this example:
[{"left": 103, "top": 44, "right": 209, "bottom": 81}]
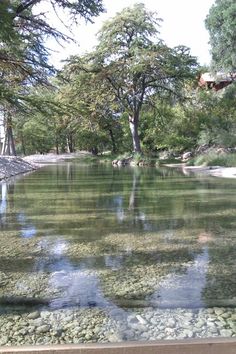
[
  {"left": 0, "top": 152, "right": 91, "bottom": 181},
  {"left": 0, "top": 156, "right": 38, "bottom": 181},
  {"left": 1, "top": 154, "right": 236, "bottom": 182},
  {"left": 165, "top": 163, "right": 236, "bottom": 179}
]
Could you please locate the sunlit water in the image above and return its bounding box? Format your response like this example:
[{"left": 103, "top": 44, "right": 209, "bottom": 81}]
[{"left": 0, "top": 163, "right": 235, "bottom": 345}]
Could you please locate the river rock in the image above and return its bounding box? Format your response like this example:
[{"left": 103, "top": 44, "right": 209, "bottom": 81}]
[
  {"left": 28, "top": 326, "right": 36, "bottom": 334},
  {"left": 131, "top": 323, "right": 146, "bottom": 332},
  {"left": 166, "top": 319, "right": 176, "bottom": 328},
  {"left": 182, "top": 151, "right": 192, "bottom": 160},
  {"left": 214, "top": 308, "right": 224, "bottom": 316},
  {"left": 220, "top": 312, "right": 231, "bottom": 319},
  {"left": 122, "top": 329, "right": 135, "bottom": 340},
  {"left": 0, "top": 336, "right": 9, "bottom": 345},
  {"left": 195, "top": 320, "right": 205, "bottom": 328},
  {"left": 92, "top": 327, "right": 101, "bottom": 335},
  {"left": 230, "top": 314, "right": 236, "bottom": 321},
  {"left": 182, "top": 329, "right": 194, "bottom": 338},
  {"left": 136, "top": 315, "right": 147, "bottom": 325},
  {"left": 220, "top": 329, "right": 233, "bottom": 337},
  {"left": 28, "top": 311, "right": 40, "bottom": 320},
  {"left": 107, "top": 333, "right": 122, "bottom": 342},
  {"left": 36, "top": 324, "right": 51, "bottom": 333},
  {"left": 128, "top": 315, "right": 139, "bottom": 324},
  {"left": 0, "top": 272, "right": 8, "bottom": 286}
]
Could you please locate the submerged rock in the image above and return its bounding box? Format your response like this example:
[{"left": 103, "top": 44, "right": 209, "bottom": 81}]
[
  {"left": 27, "top": 311, "right": 40, "bottom": 320},
  {"left": 36, "top": 324, "right": 51, "bottom": 334}
]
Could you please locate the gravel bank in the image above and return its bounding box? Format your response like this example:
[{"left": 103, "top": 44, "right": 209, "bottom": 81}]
[
  {"left": 0, "top": 156, "right": 37, "bottom": 181},
  {"left": 0, "top": 152, "right": 92, "bottom": 181},
  {"left": 24, "top": 152, "right": 91, "bottom": 165}
]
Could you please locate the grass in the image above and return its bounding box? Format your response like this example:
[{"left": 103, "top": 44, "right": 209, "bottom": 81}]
[
  {"left": 187, "top": 153, "right": 236, "bottom": 167},
  {"left": 75, "top": 155, "right": 98, "bottom": 163}
]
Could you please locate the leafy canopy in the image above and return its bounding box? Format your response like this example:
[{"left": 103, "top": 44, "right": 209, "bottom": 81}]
[
  {"left": 205, "top": 0, "right": 236, "bottom": 72},
  {"left": 0, "top": 0, "right": 105, "bottom": 106},
  {"left": 67, "top": 3, "right": 198, "bottom": 152},
  {"left": 94, "top": 3, "right": 197, "bottom": 109}
]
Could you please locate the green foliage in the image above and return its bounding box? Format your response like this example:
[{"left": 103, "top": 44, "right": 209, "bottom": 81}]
[
  {"left": 196, "top": 83, "right": 236, "bottom": 148},
  {"left": 140, "top": 99, "right": 200, "bottom": 153},
  {"left": 116, "top": 152, "right": 132, "bottom": 160},
  {"left": 3, "top": 1, "right": 235, "bottom": 159},
  {"left": 132, "top": 152, "right": 143, "bottom": 163},
  {"left": 206, "top": 0, "right": 236, "bottom": 71},
  {"left": 68, "top": 4, "right": 198, "bottom": 153},
  {"left": 0, "top": 0, "right": 105, "bottom": 105},
  {"left": 75, "top": 129, "right": 110, "bottom": 154},
  {"left": 0, "top": 0, "right": 105, "bottom": 155},
  {"left": 16, "top": 118, "right": 54, "bottom": 155},
  {"left": 60, "top": 61, "right": 129, "bottom": 154}
]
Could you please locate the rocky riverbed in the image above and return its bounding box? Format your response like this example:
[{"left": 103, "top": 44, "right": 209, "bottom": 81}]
[
  {"left": 0, "top": 230, "right": 235, "bottom": 346},
  {"left": 0, "top": 305, "right": 235, "bottom": 346},
  {"left": 1, "top": 155, "right": 236, "bottom": 346}
]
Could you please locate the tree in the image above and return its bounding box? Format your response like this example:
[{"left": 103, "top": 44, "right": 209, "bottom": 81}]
[
  {"left": 205, "top": 0, "right": 236, "bottom": 72},
  {"left": 61, "top": 63, "right": 125, "bottom": 154},
  {"left": 70, "top": 4, "right": 198, "bottom": 153},
  {"left": 0, "top": 0, "right": 105, "bottom": 155}
]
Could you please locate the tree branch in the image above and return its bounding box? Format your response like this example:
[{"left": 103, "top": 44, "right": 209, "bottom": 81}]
[{"left": 16, "top": 0, "right": 41, "bottom": 15}]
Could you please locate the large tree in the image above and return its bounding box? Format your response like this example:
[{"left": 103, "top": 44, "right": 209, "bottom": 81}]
[
  {"left": 205, "top": 0, "right": 236, "bottom": 72},
  {"left": 0, "top": 0, "right": 105, "bottom": 155},
  {"left": 70, "top": 4, "right": 198, "bottom": 153}
]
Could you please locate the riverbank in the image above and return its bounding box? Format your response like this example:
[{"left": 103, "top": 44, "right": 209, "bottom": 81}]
[
  {"left": 165, "top": 163, "right": 236, "bottom": 179},
  {"left": 0, "top": 156, "right": 37, "bottom": 181},
  {"left": 0, "top": 152, "right": 92, "bottom": 181},
  {"left": 24, "top": 151, "right": 92, "bottom": 165},
  {"left": 1, "top": 153, "right": 236, "bottom": 182}
]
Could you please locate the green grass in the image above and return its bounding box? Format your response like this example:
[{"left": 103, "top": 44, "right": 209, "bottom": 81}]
[
  {"left": 187, "top": 153, "right": 236, "bottom": 167},
  {"left": 75, "top": 155, "right": 98, "bottom": 164}
]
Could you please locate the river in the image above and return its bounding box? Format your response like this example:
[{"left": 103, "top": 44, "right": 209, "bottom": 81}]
[{"left": 0, "top": 163, "right": 235, "bottom": 345}]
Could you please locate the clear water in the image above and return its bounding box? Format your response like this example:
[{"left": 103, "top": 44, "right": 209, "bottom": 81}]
[{"left": 0, "top": 163, "right": 235, "bottom": 345}]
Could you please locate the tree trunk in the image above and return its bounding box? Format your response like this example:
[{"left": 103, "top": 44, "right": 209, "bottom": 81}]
[
  {"left": 67, "top": 133, "right": 74, "bottom": 153},
  {"left": 55, "top": 136, "right": 59, "bottom": 155},
  {"left": 1, "top": 114, "right": 16, "bottom": 156},
  {"left": 129, "top": 114, "right": 141, "bottom": 153},
  {"left": 109, "top": 128, "right": 117, "bottom": 153}
]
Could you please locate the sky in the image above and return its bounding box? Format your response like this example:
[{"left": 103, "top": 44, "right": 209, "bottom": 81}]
[{"left": 38, "top": 0, "right": 215, "bottom": 68}]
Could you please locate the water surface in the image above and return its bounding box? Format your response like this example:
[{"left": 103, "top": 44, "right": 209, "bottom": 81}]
[{"left": 0, "top": 163, "right": 235, "bottom": 345}]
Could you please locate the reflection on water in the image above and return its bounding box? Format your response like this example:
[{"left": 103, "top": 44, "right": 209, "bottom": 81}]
[
  {"left": 0, "top": 163, "right": 236, "bottom": 345},
  {"left": 50, "top": 269, "right": 105, "bottom": 309},
  {"left": 17, "top": 213, "right": 37, "bottom": 238},
  {"left": 152, "top": 247, "right": 209, "bottom": 308},
  {"left": 0, "top": 182, "right": 7, "bottom": 225}
]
